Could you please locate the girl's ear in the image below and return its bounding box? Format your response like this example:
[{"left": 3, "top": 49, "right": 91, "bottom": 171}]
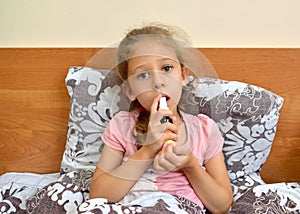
[
  {"left": 121, "top": 82, "right": 136, "bottom": 101},
  {"left": 181, "top": 66, "right": 189, "bottom": 86}
]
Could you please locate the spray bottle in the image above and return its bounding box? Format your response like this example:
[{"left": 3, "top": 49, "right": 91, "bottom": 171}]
[{"left": 159, "top": 96, "right": 176, "bottom": 146}]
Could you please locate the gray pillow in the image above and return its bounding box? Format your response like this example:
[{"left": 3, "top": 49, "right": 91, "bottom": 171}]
[
  {"left": 60, "top": 67, "right": 284, "bottom": 183},
  {"left": 179, "top": 77, "right": 284, "bottom": 180}
]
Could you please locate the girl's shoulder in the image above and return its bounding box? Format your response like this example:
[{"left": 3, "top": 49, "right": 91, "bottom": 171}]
[
  {"left": 110, "top": 111, "right": 138, "bottom": 124},
  {"left": 181, "top": 111, "right": 215, "bottom": 127},
  {"left": 181, "top": 112, "right": 224, "bottom": 161}
]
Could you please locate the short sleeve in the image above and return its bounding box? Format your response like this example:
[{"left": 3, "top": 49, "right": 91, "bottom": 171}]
[
  {"left": 101, "top": 111, "right": 137, "bottom": 153},
  {"left": 102, "top": 118, "right": 125, "bottom": 152},
  {"left": 102, "top": 112, "right": 133, "bottom": 152}
]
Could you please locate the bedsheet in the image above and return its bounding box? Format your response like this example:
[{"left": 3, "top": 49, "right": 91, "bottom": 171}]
[
  {"left": 0, "top": 172, "right": 59, "bottom": 213},
  {"left": 1, "top": 170, "right": 299, "bottom": 213}
]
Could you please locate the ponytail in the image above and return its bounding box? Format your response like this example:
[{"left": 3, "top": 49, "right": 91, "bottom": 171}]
[{"left": 129, "top": 100, "right": 149, "bottom": 149}]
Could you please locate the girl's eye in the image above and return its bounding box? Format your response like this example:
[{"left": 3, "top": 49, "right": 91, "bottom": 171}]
[
  {"left": 162, "top": 65, "right": 173, "bottom": 72},
  {"left": 137, "top": 72, "right": 150, "bottom": 79}
]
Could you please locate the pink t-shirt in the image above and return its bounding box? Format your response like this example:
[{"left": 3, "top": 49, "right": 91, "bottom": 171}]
[{"left": 100, "top": 111, "right": 224, "bottom": 208}]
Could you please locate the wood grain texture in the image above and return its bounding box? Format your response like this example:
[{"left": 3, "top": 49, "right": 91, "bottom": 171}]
[{"left": 0, "top": 48, "right": 299, "bottom": 183}]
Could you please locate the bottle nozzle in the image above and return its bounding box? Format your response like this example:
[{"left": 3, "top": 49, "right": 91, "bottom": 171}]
[
  {"left": 159, "top": 96, "right": 176, "bottom": 146},
  {"left": 159, "top": 96, "right": 168, "bottom": 110}
]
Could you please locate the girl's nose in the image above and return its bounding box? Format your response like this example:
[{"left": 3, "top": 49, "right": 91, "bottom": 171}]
[
  {"left": 153, "top": 73, "right": 166, "bottom": 89},
  {"left": 153, "top": 80, "right": 166, "bottom": 89}
]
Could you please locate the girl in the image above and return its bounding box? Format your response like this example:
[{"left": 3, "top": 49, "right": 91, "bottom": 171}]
[{"left": 90, "top": 24, "right": 233, "bottom": 213}]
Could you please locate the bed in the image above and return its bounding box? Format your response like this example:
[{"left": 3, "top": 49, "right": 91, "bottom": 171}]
[{"left": 0, "top": 48, "right": 299, "bottom": 213}]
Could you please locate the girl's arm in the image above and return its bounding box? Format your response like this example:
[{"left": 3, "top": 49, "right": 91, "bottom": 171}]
[
  {"left": 90, "top": 94, "right": 179, "bottom": 202},
  {"left": 182, "top": 152, "right": 233, "bottom": 214},
  {"left": 89, "top": 144, "right": 155, "bottom": 202}
]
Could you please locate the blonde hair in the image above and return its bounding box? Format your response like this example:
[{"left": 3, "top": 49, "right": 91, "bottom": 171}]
[{"left": 116, "top": 23, "right": 190, "bottom": 148}]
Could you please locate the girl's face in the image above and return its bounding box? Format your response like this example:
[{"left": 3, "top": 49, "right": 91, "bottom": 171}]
[{"left": 124, "top": 54, "right": 188, "bottom": 111}]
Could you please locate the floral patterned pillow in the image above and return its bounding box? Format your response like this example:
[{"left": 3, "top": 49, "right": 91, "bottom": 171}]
[
  {"left": 179, "top": 77, "right": 284, "bottom": 181},
  {"left": 61, "top": 67, "right": 128, "bottom": 174},
  {"left": 60, "top": 67, "right": 284, "bottom": 183}
]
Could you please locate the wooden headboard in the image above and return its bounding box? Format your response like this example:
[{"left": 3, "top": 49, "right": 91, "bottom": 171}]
[{"left": 0, "top": 48, "right": 299, "bottom": 183}]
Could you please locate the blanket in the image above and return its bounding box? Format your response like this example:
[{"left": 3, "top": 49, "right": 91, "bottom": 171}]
[{"left": 1, "top": 170, "right": 299, "bottom": 213}]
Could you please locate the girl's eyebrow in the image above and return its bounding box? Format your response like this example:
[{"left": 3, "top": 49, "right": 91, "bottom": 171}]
[
  {"left": 131, "top": 63, "right": 150, "bottom": 73},
  {"left": 160, "top": 57, "right": 179, "bottom": 63}
]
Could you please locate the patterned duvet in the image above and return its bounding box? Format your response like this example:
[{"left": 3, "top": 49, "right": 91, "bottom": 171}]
[{"left": 1, "top": 170, "right": 299, "bottom": 213}]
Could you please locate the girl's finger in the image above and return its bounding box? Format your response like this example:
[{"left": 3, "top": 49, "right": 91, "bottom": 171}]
[
  {"left": 156, "top": 153, "right": 176, "bottom": 172},
  {"left": 172, "top": 145, "right": 191, "bottom": 156},
  {"left": 150, "top": 94, "right": 163, "bottom": 114}
]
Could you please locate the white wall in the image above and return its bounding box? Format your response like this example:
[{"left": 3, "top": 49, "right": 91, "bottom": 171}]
[{"left": 0, "top": 0, "right": 299, "bottom": 47}]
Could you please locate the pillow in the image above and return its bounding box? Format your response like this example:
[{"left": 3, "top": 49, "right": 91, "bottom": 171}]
[
  {"left": 179, "top": 77, "right": 284, "bottom": 180},
  {"left": 60, "top": 67, "right": 284, "bottom": 183},
  {"left": 60, "top": 67, "right": 128, "bottom": 173}
]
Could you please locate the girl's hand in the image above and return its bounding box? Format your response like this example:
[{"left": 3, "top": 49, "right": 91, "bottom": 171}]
[
  {"left": 153, "top": 144, "right": 197, "bottom": 172},
  {"left": 141, "top": 95, "right": 178, "bottom": 156}
]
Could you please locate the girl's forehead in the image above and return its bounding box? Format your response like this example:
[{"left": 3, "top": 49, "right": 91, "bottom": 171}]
[{"left": 128, "top": 39, "right": 178, "bottom": 61}]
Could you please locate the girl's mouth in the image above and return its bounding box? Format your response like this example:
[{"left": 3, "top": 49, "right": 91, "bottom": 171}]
[{"left": 161, "top": 94, "right": 170, "bottom": 101}]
